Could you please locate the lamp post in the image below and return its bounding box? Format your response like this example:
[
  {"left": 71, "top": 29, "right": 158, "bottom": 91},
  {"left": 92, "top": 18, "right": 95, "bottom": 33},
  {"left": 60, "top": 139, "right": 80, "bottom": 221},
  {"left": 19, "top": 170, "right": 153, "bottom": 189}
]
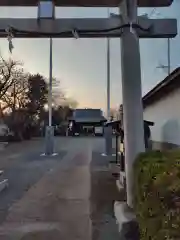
[{"left": 38, "top": 0, "right": 56, "bottom": 156}]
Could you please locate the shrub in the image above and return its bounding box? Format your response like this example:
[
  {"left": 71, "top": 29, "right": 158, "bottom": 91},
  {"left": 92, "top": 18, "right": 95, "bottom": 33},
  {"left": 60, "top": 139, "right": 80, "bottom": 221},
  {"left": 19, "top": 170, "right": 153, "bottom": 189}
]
[{"left": 133, "top": 150, "right": 180, "bottom": 240}]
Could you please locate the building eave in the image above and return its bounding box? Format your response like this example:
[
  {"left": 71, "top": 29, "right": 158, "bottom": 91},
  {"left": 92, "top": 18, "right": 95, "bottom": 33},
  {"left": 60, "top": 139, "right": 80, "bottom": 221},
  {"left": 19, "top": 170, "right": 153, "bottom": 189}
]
[{"left": 143, "top": 67, "right": 180, "bottom": 109}]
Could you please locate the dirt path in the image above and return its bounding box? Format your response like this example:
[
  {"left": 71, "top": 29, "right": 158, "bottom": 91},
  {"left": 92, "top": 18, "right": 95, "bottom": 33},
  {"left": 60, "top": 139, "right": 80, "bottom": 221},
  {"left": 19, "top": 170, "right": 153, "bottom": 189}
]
[
  {"left": 0, "top": 137, "right": 122, "bottom": 240},
  {"left": 0, "top": 141, "right": 92, "bottom": 240},
  {"left": 90, "top": 152, "right": 124, "bottom": 240}
]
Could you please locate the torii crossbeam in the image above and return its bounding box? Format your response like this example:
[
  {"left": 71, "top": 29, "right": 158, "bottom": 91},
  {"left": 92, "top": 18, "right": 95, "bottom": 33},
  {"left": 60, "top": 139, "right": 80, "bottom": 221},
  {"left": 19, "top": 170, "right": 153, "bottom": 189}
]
[
  {"left": 0, "top": 0, "right": 174, "bottom": 7},
  {"left": 0, "top": 17, "right": 176, "bottom": 38}
]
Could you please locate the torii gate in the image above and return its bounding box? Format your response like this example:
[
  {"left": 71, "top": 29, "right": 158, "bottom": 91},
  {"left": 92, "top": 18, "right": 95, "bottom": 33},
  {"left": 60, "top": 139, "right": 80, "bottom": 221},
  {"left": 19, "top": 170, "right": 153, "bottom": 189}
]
[{"left": 0, "top": 0, "right": 177, "bottom": 208}]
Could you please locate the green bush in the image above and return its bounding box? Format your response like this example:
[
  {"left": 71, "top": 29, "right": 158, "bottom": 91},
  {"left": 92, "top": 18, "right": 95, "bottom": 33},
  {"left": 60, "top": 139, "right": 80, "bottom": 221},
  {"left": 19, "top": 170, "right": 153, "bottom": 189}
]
[{"left": 133, "top": 150, "right": 180, "bottom": 240}]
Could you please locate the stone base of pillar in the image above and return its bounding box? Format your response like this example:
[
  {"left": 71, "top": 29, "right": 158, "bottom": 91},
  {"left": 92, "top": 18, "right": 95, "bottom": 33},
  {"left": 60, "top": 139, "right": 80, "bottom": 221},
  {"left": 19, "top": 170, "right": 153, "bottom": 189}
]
[
  {"left": 114, "top": 201, "right": 139, "bottom": 240},
  {"left": 43, "top": 126, "right": 56, "bottom": 156}
]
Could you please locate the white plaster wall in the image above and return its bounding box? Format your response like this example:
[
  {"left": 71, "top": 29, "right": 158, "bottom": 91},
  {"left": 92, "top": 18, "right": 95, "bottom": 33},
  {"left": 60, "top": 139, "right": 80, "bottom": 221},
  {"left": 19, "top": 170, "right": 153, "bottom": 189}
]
[{"left": 144, "top": 88, "right": 180, "bottom": 145}]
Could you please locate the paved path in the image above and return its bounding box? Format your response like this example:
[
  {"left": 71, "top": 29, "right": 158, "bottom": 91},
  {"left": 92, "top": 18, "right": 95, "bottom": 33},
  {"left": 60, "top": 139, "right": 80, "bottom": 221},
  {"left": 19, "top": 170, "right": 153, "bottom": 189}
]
[{"left": 0, "top": 137, "right": 121, "bottom": 239}]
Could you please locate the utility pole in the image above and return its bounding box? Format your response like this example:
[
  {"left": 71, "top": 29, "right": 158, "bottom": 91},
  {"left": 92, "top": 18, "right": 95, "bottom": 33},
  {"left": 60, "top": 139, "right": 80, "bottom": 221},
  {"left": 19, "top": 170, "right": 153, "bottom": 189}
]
[
  {"left": 107, "top": 8, "right": 111, "bottom": 120},
  {"left": 150, "top": 9, "right": 171, "bottom": 75},
  {"left": 156, "top": 38, "right": 171, "bottom": 75},
  {"left": 48, "top": 37, "right": 53, "bottom": 128},
  {"left": 103, "top": 8, "right": 113, "bottom": 157},
  {"left": 167, "top": 37, "right": 171, "bottom": 75},
  {"left": 44, "top": 36, "right": 55, "bottom": 155}
]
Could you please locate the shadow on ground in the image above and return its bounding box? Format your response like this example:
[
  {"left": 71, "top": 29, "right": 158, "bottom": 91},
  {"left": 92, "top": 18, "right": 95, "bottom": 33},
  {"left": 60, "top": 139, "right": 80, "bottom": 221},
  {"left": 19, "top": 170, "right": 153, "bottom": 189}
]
[
  {"left": 0, "top": 141, "right": 125, "bottom": 240},
  {"left": 0, "top": 151, "right": 66, "bottom": 224},
  {"left": 91, "top": 152, "right": 125, "bottom": 240}
]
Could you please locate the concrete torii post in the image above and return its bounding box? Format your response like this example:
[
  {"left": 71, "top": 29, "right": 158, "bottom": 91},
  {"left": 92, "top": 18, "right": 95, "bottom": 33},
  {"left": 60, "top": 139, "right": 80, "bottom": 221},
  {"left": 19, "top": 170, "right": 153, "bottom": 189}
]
[
  {"left": 0, "top": 0, "right": 177, "bottom": 207},
  {"left": 120, "top": 0, "right": 145, "bottom": 207}
]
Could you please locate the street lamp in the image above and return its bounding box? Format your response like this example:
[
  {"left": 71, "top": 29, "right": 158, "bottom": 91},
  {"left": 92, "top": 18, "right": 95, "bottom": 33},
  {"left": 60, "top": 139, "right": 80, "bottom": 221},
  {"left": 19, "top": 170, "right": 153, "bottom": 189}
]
[{"left": 38, "top": 0, "right": 56, "bottom": 156}]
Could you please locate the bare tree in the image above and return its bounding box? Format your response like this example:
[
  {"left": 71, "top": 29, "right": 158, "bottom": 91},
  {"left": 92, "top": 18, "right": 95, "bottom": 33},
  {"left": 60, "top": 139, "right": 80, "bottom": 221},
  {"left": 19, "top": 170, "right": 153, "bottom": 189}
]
[
  {"left": 1, "top": 72, "right": 29, "bottom": 112},
  {"left": 0, "top": 56, "right": 24, "bottom": 100}
]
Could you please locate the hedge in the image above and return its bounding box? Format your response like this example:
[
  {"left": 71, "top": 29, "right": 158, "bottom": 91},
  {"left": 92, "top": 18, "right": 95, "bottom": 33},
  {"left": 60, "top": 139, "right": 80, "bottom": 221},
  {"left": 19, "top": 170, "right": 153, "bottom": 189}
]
[{"left": 133, "top": 150, "right": 180, "bottom": 240}]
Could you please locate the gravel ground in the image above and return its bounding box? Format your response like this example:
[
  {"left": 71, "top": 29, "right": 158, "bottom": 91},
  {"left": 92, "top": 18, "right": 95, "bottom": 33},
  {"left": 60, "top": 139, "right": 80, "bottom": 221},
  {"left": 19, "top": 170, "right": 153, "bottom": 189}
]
[
  {"left": 0, "top": 137, "right": 123, "bottom": 239},
  {"left": 91, "top": 151, "right": 124, "bottom": 240},
  {"left": 0, "top": 151, "right": 66, "bottom": 224}
]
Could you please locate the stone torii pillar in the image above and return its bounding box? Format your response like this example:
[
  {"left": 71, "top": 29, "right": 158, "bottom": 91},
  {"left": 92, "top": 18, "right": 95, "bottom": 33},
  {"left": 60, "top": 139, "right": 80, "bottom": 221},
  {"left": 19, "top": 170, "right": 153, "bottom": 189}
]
[{"left": 120, "top": 0, "right": 145, "bottom": 208}]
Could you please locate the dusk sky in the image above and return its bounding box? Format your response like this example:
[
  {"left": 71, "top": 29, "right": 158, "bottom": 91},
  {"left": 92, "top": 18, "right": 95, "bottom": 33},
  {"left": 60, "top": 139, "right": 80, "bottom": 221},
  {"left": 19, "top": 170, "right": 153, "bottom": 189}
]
[{"left": 0, "top": 0, "right": 179, "bottom": 112}]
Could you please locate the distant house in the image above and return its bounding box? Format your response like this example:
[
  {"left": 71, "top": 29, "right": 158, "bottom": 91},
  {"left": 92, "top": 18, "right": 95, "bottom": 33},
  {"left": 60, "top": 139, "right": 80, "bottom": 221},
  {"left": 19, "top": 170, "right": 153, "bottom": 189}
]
[
  {"left": 143, "top": 67, "right": 180, "bottom": 149},
  {"left": 72, "top": 108, "right": 106, "bottom": 123},
  {"left": 68, "top": 108, "right": 107, "bottom": 134}
]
